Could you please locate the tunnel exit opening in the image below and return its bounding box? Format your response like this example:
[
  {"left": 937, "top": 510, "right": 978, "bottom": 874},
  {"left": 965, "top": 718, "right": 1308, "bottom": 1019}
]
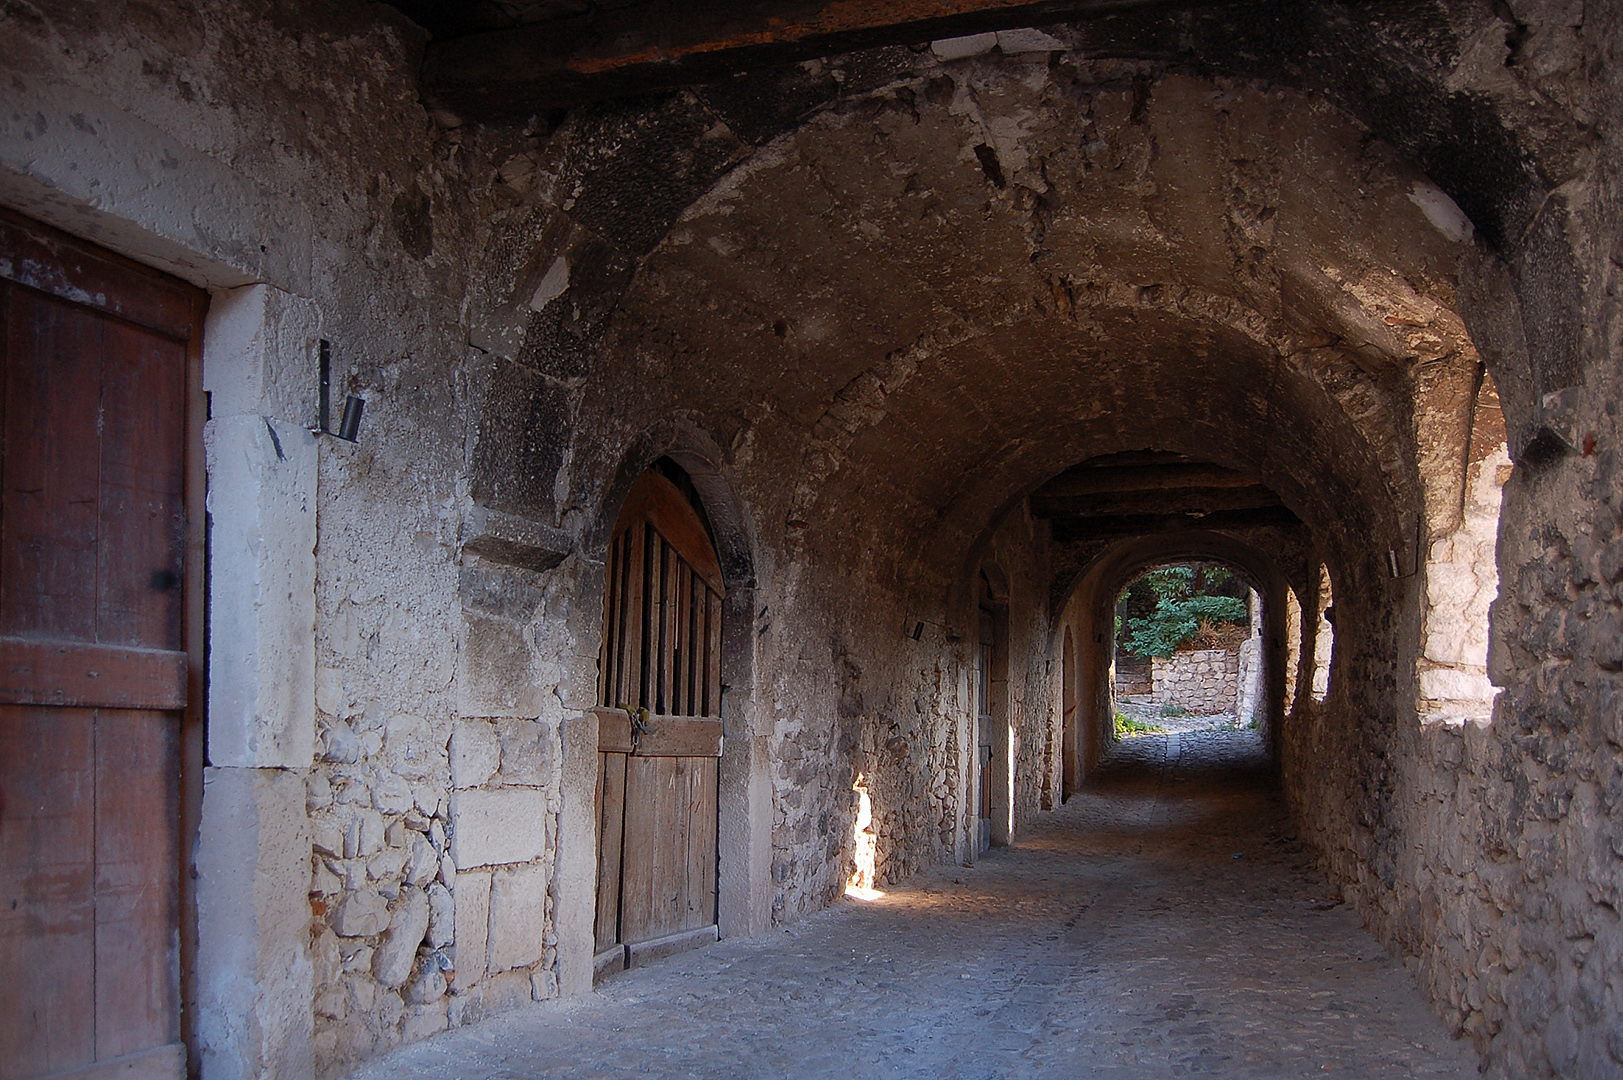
[
  {"left": 1054, "top": 523, "right": 1296, "bottom": 796},
  {"left": 1110, "top": 561, "right": 1265, "bottom": 742}
]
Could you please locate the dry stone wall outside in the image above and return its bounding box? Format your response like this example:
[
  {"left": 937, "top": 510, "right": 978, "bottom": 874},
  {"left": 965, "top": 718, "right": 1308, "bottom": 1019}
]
[{"left": 1153, "top": 649, "right": 1240, "bottom": 716}]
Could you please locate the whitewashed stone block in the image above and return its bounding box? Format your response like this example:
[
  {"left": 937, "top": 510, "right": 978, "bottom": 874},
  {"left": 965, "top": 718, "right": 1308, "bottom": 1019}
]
[
  {"left": 451, "top": 719, "right": 500, "bottom": 789},
  {"left": 450, "top": 788, "right": 549, "bottom": 868},
  {"left": 202, "top": 283, "right": 320, "bottom": 423},
  {"left": 205, "top": 414, "right": 316, "bottom": 769},
  {"left": 453, "top": 870, "right": 491, "bottom": 986},
  {"left": 487, "top": 863, "right": 547, "bottom": 973}
]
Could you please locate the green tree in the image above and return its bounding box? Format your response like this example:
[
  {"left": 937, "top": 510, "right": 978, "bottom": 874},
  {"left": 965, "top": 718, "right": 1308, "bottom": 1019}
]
[{"left": 1119, "top": 564, "right": 1248, "bottom": 658}]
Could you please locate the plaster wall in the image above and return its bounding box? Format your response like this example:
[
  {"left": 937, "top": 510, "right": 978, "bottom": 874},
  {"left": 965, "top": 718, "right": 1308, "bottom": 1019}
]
[{"left": 0, "top": 4, "right": 516, "bottom": 1075}]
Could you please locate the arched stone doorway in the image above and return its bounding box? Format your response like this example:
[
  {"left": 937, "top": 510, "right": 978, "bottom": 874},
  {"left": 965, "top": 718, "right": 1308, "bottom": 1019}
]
[
  {"left": 592, "top": 462, "right": 727, "bottom": 976},
  {"left": 1061, "top": 626, "right": 1078, "bottom": 802}
]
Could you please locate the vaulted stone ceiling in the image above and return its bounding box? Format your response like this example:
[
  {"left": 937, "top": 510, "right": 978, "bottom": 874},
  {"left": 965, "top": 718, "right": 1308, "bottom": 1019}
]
[
  {"left": 472, "top": 48, "right": 1482, "bottom": 609},
  {"left": 430, "top": 0, "right": 1588, "bottom": 642}
]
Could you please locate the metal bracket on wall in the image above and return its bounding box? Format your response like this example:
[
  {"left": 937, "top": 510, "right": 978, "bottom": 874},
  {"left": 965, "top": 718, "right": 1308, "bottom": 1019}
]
[{"left": 314, "top": 338, "right": 365, "bottom": 443}]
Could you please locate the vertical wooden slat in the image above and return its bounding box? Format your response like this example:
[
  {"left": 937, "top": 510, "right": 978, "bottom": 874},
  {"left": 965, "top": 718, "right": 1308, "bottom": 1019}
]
[
  {"left": 1, "top": 291, "right": 103, "bottom": 642},
  {"left": 0, "top": 705, "right": 97, "bottom": 1078},
  {"left": 95, "top": 709, "right": 181, "bottom": 1059},
  {"left": 599, "top": 534, "right": 617, "bottom": 705},
  {"left": 692, "top": 757, "right": 719, "bottom": 927},
  {"left": 623, "top": 525, "right": 647, "bottom": 711},
  {"left": 644, "top": 530, "right": 662, "bottom": 713},
  {"left": 658, "top": 542, "right": 676, "bottom": 715},
  {"left": 672, "top": 561, "right": 689, "bottom": 716},
  {"left": 683, "top": 562, "right": 696, "bottom": 715},
  {"left": 665, "top": 750, "right": 691, "bottom": 935},
  {"left": 594, "top": 751, "right": 627, "bottom": 950},
  {"left": 613, "top": 531, "right": 629, "bottom": 704},
  {"left": 685, "top": 573, "right": 699, "bottom": 716},
  {"left": 662, "top": 756, "right": 682, "bottom": 935},
  {"left": 666, "top": 556, "right": 681, "bottom": 718},
  {"left": 96, "top": 322, "right": 185, "bottom": 651},
  {"left": 664, "top": 543, "right": 678, "bottom": 716},
  {"left": 178, "top": 282, "right": 209, "bottom": 1075},
  {"left": 617, "top": 755, "right": 659, "bottom": 942},
  {"left": 706, "top": 588, "right": 723, "bottom": 718},
  {"left": 613, "top": 533, "right": 629, "bottom": 704}
]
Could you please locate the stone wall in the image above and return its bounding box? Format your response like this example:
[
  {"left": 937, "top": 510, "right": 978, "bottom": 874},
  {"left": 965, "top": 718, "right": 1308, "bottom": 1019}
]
[
  {"left": 1152, "top": 649, "right": 1240, "bottom": 716},
  {"left": 1236, "top": 636, "right": 1264, "bottom": 728}
]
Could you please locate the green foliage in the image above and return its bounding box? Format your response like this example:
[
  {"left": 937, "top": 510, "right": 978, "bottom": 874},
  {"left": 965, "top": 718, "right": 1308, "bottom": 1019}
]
[
  {"left": 1140, "top": 565, "right": 1195, "bottom": 601},
  {"left": 1159, "top": 702, "right": 1187, "bottom": 717},
  {"left": 1114, "top": 712, "right": 1166, "bottom": 738},
  {"left": 1123, "top": 594, "right": 1248, "bottom": 658}
]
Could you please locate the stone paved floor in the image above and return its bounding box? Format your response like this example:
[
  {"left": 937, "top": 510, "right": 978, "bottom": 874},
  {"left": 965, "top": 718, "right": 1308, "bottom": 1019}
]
[{"left": 349, "top": 731, "right": 1479, "bottom": 1079}]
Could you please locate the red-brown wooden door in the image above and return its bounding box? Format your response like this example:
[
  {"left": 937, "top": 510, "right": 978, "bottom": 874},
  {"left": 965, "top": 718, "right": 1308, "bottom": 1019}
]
[
  {"left": 0, "top": 210, "right": 204, "bottom": 1080},
  {"left": 594, "top": 469, "right": 724, "bottom": 976}
]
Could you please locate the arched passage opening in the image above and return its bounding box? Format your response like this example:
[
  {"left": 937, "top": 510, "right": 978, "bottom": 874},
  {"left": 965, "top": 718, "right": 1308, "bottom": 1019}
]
[
  {"left": 1112, "top": 560, "right": 1262, "bottom": 734},
  {"left": 447, "top": 12, "right": 1590, "bottom": 1072},
  {"left": 1057, "top": 528, "right": 1296, "bottom": 783}
]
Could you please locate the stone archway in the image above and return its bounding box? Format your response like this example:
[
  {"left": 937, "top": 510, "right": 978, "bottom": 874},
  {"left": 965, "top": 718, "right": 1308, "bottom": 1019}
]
[
  {"left": 1059, "top": 531, "right": 1297, "bottom": 773},
  {"left": 580, "top": 431, "right": 771, "bottom": 956}
]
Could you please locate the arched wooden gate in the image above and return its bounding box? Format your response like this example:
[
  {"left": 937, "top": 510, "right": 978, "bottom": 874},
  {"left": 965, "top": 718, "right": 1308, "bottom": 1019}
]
[{"left": 594, "top": 468, "right": 724, "bottom": 977}]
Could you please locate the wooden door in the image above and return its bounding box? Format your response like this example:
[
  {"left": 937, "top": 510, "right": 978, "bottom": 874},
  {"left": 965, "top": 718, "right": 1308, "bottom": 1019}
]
[
  {"left": 976, "top": 607, "right": 994, "bottom": 855},
  {"left": 0, "top": 210, "right": 204, "bottom": 1080},
  {"left": 594, "top": 469, "right": 723, "bottom": 976},
  {"left": 1061, "top": 627, "right": 1077, "bottom": 801}
]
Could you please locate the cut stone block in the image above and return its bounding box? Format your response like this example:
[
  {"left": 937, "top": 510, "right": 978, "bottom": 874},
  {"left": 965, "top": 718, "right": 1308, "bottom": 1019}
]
[{"left": 450, "top": 788, "right": 549, "bottom": 868}]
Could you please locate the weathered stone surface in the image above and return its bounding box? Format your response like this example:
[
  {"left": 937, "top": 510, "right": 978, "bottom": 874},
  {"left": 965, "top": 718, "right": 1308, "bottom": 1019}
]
[
  {"left": 205, "top": 414, "right": 317, "bottom": 771},
  {"left": 196, "top": 767, "right": 315, "bottom": 1080},
  {"left": 1152, "top": 648, "right": 1241, "bottom": 716},
  {"left": 373, "top": 887, "right": 431, "bottom": 989},
  {"left": 427, "top": 883, "right": 454, "bottom": 948},
  {"left": 333, "top": 890, "right": 392, "bottom": 939},
  {"left": 496, "top": 718, "right": 554, "bottom": 788},
  {"left": 487, "top": 863, "right": 548, "bottom": 974},
  {"left": 452, "top": 870, "right": 492, "bottom": 987},
  {"left": 449, "top": 789, "right": 550, "bottom": 869},
  {"left": 450, "top": 721, "right": 500, "bottom": 790}
]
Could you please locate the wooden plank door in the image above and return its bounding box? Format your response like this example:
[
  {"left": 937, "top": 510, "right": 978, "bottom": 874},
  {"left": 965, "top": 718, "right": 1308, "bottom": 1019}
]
[
  {"left": 976, "top": 608, "right": 994, "bottom": 856},
  {"left": 595, "top": 469, "right": 723, "bottom": 976},
  {"left": 0, "top": 210, "right": 204, "bottom": 1080}
]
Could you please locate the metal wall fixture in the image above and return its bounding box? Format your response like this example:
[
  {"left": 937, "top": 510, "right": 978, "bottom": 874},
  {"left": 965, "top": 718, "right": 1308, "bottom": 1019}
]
[{"left": 315, "top": 338, "right": 366, "bottom": 443}]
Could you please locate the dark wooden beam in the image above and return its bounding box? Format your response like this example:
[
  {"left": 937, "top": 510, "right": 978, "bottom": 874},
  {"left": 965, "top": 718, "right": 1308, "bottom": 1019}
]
[
  {"left": 1048, "top": 504, "right": 1302, "bottom": 541},
  {"left": 1032, "top": 462, "right": 1260, "bottom": 498},
  {"left": 1031, "top": 485, "right": 1283, "bottom": 519},
  {"left": 421, "top": 0, "right": 1232, "bottom": 120}
]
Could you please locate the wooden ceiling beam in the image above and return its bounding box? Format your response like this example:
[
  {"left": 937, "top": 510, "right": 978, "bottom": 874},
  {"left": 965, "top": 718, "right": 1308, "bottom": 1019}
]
[
  {"left": 1048, "top": 505, "right": 1302, "bottom": 541},
  {"left": 421, "top": 0, "right": 1231, "bottom": 120},
  {"left": 1031, "top": 485, "right": 1284, "bottom": 519},
  {"left": 1032, "top": 462, "right": 1261, "bottom": 498}
]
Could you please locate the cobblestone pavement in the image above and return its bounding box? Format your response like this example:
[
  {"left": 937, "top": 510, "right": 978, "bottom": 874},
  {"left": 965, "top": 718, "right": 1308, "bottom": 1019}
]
[{"left": 350, "top": 731, "right": 1478, "bottom": 1080}]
